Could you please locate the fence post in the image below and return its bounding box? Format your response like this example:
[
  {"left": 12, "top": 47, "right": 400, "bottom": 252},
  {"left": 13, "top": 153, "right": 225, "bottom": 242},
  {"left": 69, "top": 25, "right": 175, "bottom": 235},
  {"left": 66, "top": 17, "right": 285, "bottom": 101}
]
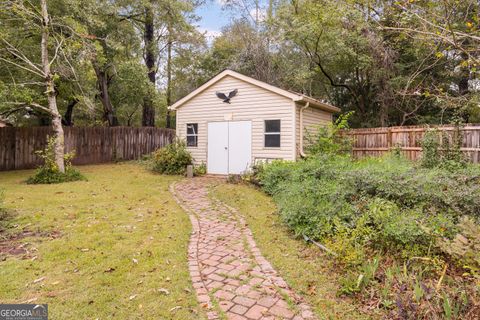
[{"left": 387, "top": 127, "right": 392, "bottom": 151}]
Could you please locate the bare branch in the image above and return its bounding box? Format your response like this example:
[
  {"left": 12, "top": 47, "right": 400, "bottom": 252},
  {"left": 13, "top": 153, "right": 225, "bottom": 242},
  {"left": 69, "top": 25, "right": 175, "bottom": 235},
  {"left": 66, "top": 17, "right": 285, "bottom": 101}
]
[
  {"left": 0, "top": 57, "right": 45, "bottom": 77},
  {"left": 2, "top": 102, "right": 53, "bottom": 115},
  {"left": 1, "top": 38, "right": 45, "bottom": 75}
]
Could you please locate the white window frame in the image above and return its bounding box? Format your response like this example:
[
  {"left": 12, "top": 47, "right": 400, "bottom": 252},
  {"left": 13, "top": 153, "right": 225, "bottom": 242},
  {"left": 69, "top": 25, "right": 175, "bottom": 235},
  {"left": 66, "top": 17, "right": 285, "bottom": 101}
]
[
  {"left": 186, "top": 123, "right": 198, "bottom": 147},
  {"left": 264, "top": 119, "right": 281, "bottom": 148}
]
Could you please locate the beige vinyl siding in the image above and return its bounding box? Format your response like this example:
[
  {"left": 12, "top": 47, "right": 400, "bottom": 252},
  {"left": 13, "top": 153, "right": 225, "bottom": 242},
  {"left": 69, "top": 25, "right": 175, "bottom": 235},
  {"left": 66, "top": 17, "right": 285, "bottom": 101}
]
[
  {"left": 295, "top": 103, "right": 333, "bottom": 156},
  {"left": 176, "top": 75, "right": 296, "bottom": 164}
]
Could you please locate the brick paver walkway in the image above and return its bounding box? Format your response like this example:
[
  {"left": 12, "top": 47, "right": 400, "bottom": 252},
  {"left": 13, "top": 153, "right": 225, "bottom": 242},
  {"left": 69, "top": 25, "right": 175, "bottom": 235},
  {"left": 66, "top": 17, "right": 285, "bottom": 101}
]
[{"left": 171, "top": 178, "right": 316, "bottom": 320}]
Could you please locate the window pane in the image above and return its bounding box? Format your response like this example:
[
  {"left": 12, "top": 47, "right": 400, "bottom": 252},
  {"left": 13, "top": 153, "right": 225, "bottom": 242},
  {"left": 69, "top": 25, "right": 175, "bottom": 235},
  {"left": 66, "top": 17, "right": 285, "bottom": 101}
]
[
  {"left": 265, "top": 120, "right": 280, "bottom": 133},
  {"left": 265, "top": 134, "right": 280, "bottom": 147},
  {"left": 187, "top": 123, "right": 197, "bottom": 135},
  {"left": 187, "top": 135, "right": 197, "bottom": 147}
]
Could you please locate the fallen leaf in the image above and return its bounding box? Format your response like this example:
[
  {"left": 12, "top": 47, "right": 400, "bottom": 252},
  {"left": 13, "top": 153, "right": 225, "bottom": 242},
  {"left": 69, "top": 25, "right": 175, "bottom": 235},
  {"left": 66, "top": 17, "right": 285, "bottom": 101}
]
[
  {"left": 104, "top": 267, "right": 116, "bottom": 273},
  {"left": 158, "top": 288, "right": 170, "bottom": 295},
  {"left": 132, "top": 258, "right": 138, "bottom": 264},
  {"left": 129, "top": 294, "right": 137, "bottom": 300},
  {"left": 170, "top": 306, "right": 181, "bottom": 312},
  {"left": 51, "top": 281, "right": 60, "bottom": 285},
  {"left": 165, "top": 277, "right": 171, "bottom": 282},
  {"left": 33, "top": 277, "right": 45, "bottom": 284},
  {"left": 80, "top": 248, "right": 89, "bottom": 252}
]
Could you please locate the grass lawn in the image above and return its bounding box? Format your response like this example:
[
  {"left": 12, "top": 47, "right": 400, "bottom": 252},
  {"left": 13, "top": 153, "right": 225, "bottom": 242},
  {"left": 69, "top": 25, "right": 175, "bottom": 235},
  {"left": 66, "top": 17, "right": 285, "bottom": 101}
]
[
  {"left": 211, "top": 182, "right": 376, "bottom": 320},
  {"left": 0, "top": 163, "right": 206, "bottom": 319}
]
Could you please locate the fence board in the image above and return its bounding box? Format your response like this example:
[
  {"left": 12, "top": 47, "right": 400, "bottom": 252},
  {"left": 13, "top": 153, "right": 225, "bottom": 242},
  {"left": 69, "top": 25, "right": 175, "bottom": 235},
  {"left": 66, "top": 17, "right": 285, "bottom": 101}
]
[
  {"left": 346, "top": 124, "right": 480, "bottom": 163},
  {"left": 0, "top": 126, "right": 175, "bottom": 171}
]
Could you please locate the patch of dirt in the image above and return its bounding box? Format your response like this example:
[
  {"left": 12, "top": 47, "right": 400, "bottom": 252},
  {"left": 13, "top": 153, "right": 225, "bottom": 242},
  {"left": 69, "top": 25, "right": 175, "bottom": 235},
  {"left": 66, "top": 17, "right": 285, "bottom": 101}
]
[{"left": 0, "top": 230, "right": 61, "bottom": 259}]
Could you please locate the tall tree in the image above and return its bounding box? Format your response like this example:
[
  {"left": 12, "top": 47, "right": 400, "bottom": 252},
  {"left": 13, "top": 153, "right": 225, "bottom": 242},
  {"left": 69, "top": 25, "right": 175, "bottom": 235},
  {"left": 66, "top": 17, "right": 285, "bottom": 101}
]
[
  {"left": 165, "top": 25, "right": 173, "bottom": 128},
  {"left": 0, "top": 0, "right": 74, "bottom": 171},
  {"left": 142, "top": 1, "right": 156, "bottom": 126}
]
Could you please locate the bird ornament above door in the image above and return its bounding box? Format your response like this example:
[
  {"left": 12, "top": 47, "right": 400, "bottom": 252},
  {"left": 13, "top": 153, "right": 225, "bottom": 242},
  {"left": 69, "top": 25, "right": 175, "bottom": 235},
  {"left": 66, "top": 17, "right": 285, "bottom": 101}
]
[{"left": 215, "top": 89, "right": 238, "bottom": 104}]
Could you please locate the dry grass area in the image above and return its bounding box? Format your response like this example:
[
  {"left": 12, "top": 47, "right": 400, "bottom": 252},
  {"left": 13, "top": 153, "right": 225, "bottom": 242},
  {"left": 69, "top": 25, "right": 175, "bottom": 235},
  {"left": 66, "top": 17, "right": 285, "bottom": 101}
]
[
  {"left": 211, "top": 182, "right": 375, "bottom": 320},
  {"left": 0, "top": 163, "right": 206, "bottom": 319}
]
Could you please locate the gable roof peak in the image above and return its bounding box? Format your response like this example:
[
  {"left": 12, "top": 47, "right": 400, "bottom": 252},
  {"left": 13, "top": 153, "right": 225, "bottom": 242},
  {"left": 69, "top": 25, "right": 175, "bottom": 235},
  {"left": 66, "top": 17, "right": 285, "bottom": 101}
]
[{"left": 169, "top": 69, "right": 340, "bottom": 113}]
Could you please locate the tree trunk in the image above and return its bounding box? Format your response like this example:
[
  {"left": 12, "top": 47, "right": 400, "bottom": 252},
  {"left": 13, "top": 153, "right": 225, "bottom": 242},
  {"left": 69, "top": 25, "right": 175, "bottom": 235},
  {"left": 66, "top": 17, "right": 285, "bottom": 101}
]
[
  {"left": 40, "top": 0, "right": 65, "bottom": 173},
  {"left": 458, "top": 47, "right": 470, "bottom": 96},
  {"left": 166, "top": 28, "right": 172, "bottom": 129},
  {"left": 93, "top": 63, "right": 118, "bottom": 126},
  {"left": 62, "top": 98, "right": 78, "bottom": 126},
  {"left": 142, "top": 4, "right": 156, "bottom": 127}
]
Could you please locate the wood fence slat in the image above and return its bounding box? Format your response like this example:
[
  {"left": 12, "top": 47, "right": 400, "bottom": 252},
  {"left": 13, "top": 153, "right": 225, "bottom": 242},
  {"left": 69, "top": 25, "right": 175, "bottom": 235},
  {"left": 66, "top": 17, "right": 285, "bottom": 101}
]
[{"left": 0, "top": 126, "right": 175, "bottom": 171}]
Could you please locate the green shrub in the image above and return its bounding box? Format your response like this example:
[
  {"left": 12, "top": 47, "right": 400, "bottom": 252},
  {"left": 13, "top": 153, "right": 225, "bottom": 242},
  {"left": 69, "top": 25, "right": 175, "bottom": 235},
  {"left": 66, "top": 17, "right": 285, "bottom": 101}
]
[
  {"left": 194, "top": 162, "right": 207, "bottom": 176},
  {"left": 421, "top": 126, "right": 466, "bottom": 171},
  {"left": 150, "top": 140, "right": 193, "bottom": 175},
  {"left": 27, "top": 137, "right": 85, "bottom": 184},
  {"left": 257, "top": 154, "right": 480, "bottom": 256},
  {"left": 305, "top": 111, "right": 354, "bottom": 156}
]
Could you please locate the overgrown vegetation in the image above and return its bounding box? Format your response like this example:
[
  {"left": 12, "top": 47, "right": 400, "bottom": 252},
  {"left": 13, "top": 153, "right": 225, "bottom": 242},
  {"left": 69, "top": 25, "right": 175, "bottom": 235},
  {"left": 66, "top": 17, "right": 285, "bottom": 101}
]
[
  {"left": 27, "top": 137, "right": 85, "bottom": 184},
  {"left": 421, "top": 125, "right": 467, "bottom": 171},
  {"left": 150, "top": 140, "right": 193, "bottom": 175},
  {"left": 252, "top": 121, "right": 480, "bottom": 318},
  {"left": 304, "top": 111, "right": 354, "bottom": 155}
]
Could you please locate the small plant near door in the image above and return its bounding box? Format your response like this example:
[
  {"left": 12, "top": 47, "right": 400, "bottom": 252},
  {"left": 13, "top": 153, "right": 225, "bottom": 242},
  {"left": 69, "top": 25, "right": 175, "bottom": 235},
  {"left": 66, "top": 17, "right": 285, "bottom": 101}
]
[
  {"left": 194, "top": 162, "right": 207, "bottom": 176},
  {"left": 27, "top": 136, "right": 85, "bottom": 184},
  {"left": 150, "top": 140, "right": 193, "bottom": 175}
]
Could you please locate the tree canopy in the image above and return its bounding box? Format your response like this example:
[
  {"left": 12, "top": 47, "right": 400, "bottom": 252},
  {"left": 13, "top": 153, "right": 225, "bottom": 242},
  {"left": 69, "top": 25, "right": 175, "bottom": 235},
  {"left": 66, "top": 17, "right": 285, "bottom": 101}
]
[{"left": 1, "top": 0, "right": 479, "bottom": 128}]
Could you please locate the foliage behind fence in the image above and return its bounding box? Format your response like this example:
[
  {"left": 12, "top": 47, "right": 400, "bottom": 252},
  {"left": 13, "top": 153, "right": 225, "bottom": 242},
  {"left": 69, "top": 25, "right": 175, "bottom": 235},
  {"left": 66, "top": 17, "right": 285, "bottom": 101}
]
[
  {"left": 0, "top": 127, "right": 175, "bottom": 171},
  {"left": 345, "top": 124, "right": 480, "bottom": 163}
]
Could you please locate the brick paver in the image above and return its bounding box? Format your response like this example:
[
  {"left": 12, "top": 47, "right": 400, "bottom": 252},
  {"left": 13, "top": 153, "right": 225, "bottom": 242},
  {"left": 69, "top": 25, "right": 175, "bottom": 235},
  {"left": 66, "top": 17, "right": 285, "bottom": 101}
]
[{"left": 171, "top": 178, "right": 316, "bottom": 320}]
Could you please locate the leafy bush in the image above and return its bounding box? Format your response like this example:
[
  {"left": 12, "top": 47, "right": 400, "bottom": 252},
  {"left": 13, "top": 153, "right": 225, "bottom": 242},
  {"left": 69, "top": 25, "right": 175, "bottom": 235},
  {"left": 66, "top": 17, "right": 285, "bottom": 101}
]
[
  {"left": 305, "top": 111, "right": 354, "bottom": 155},
  {"left": 421, "top": 126, "right": 466, "bottom": 171},
  {"left": 27, "top": 137, "right": 85, "bottom": 184},
  {"left": 150, "top": 140, "right": 193, "bottom": 175},
  {"left": 194, "top": 162, "right": 207, "bottom": 176},
  {"left": 256, "top": 153, "right": 480, "bottom": 264}
]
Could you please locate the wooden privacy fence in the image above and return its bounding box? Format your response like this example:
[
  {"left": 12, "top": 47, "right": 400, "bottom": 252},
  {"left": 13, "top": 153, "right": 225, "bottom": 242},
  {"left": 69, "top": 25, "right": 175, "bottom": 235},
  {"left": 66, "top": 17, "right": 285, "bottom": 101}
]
[
  {"left": 0, "top": 127, "right": 176, "bottom": 171},
  {"left": 346, "top": 124, "right": 480, "bottom": 163}
]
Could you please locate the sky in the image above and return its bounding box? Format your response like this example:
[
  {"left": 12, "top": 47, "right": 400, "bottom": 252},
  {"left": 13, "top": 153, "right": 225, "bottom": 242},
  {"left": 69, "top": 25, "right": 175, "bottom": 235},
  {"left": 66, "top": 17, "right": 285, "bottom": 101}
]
[{"left": 195, "top": 0, "right": 231, "bottom": 41}]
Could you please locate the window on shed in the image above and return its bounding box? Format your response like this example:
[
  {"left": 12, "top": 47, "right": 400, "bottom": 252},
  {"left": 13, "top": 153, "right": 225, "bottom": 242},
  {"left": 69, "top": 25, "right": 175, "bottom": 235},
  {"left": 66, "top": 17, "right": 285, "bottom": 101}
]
[
  {"left": 264, "top": 120, "right": 281, "bottom": 148},
  {"left": 186, "top": 123, "right": 198, "bottom": 147}
]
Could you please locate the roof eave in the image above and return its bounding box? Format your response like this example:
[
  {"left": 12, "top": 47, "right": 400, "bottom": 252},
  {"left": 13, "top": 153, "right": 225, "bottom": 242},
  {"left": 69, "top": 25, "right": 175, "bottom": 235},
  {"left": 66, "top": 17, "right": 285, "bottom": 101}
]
[{"left": 294, "top": 96, "right": 341, "bottom": 113}]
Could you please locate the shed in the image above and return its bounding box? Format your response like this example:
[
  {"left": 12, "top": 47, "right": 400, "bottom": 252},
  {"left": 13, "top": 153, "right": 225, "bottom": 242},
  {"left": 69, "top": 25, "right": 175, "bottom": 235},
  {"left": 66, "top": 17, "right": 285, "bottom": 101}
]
[{"left": 169, "top": 69, "right": 340, "bottom": 175}]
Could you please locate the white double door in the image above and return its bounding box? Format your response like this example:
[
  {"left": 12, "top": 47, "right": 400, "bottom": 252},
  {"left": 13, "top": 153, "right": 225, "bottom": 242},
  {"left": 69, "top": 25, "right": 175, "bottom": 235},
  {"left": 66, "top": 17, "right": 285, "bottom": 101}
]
[{"left": 207, "top": 121, "right": 252, "bottom": 174}]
